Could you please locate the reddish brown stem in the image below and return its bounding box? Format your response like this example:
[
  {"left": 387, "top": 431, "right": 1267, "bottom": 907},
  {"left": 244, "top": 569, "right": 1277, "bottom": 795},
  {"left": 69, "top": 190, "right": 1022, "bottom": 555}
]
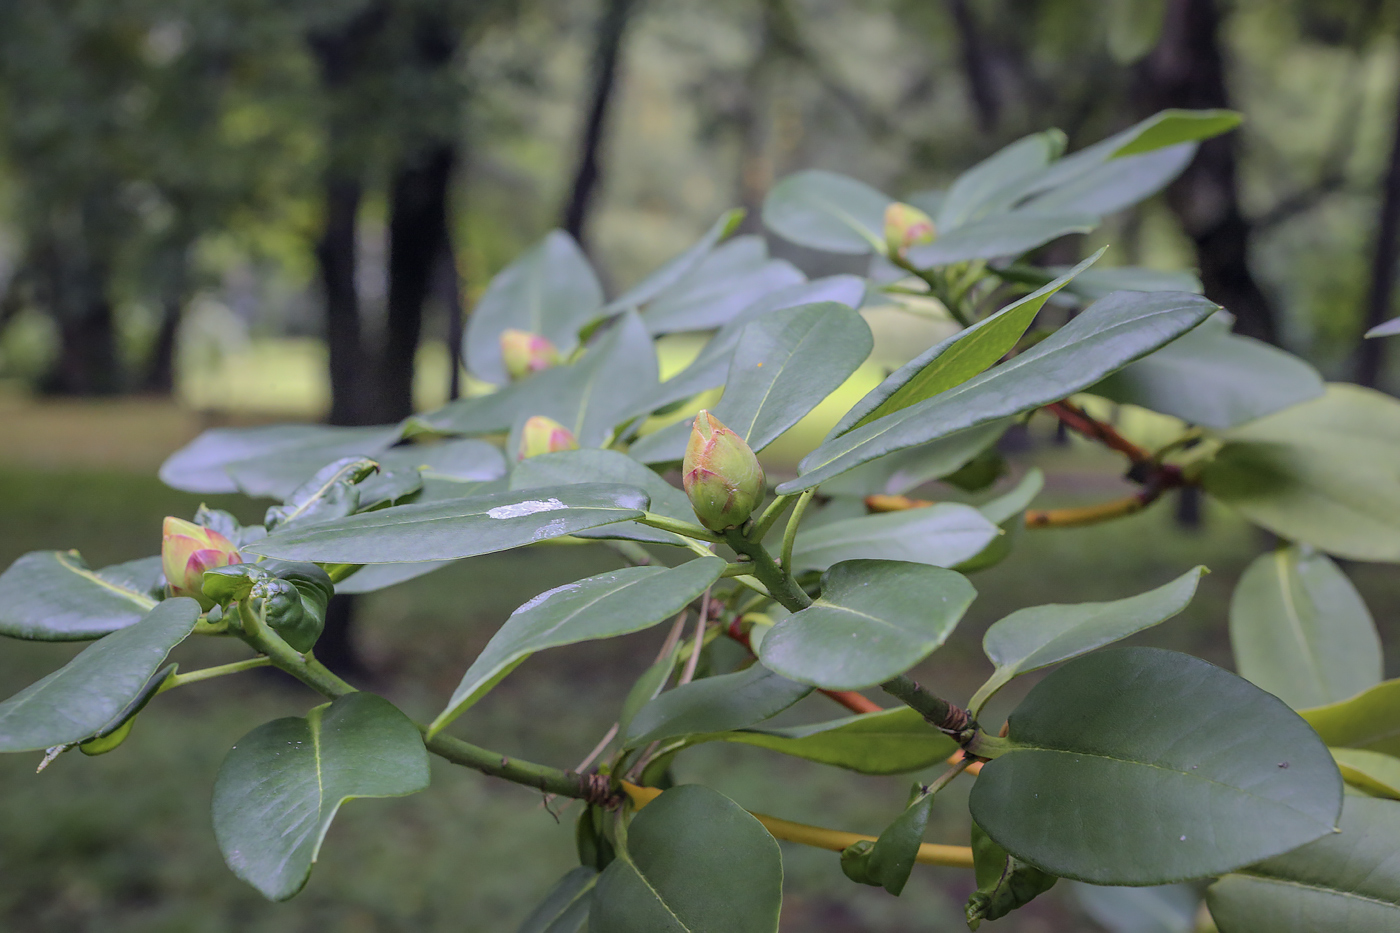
[
  {"left": 727, "top": 618, "right": 883, "bottom": 715},
  {"left": 1044, "top": 400, "right": 1152, "bottom": 464}
]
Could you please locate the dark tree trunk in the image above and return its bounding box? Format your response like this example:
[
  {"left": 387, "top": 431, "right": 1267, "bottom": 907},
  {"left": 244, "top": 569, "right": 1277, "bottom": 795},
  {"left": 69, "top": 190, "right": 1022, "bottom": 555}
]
[
  {"left": 141, "top": 244, "right": 189, "bottom": 395},
  {"left": 318, "top": 178, "right": 369, "bottom": 425},
  {"left": 562, "top": 0, "right": 638, "bottom": 246},
  {"left": 945, "top": 0, "right": 1000, "bottom": 133},
  {"left": 381, "top": 144, "right": 455, "bottom": 423},
  {"left": 1138, "top": 0, "right": 1278, "bottom": 344},
  {"left": 316, "top": 594, "right": 372, "bottom": 684},
  {"left": 40, "top": 246, "right": 120, "bottom": 396},
  {"left": 439, "top": 241, "right": 465, "bottom": 401},
  {"left": 1356, "top": 82, "right": 1400, "bottom": 388}
]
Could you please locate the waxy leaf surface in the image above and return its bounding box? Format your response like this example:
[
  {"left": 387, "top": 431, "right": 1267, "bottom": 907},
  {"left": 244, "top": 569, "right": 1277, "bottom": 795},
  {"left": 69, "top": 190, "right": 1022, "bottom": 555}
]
[
  {"left": 518, "top": 867, "right": 597, "bottom": 933},
  {"left": 1230, "top": 546, "right": 1381, "bottom": 710},
  {"left": 762, "top": 169, "right": 890, "bottom": 254},
  {"left": 781, "top": 290, "right": 1217, "bottom": 492},
  {"left": 213, "top": 693, "right": 430, "bottom": 901},
  {"left": 432, "top": 558, "right": 726, "bottom": 734},
  {"left": 624, "top": 664, "right": 812, "bottom": 748},
  {"left": 710, "top": 707, "right": 956, "bottom": 775},
  {"left": 510, "top": 448, "right": 692, "bottom": 545},
  {"left": 0, "top": 598, "right": 199, "bottom": 752},
  {"left": 970, "top": 647, "right": 1342, "bottom": 885},
  {"left": 788, "top": 504, "right": 1000, "bottom": 573},
  {"left": 1301, "top": 679, "right": 1400, "bottom": 757},
  {"left": 640, "top": 236, "right": 805, "bottom": 334},
  {"left": 247, "top": 483, "right": 650, "bottom": 564},
  {"left": 758, "top": 560, "right": 976, "bottom": 690},
  {"left": 969, "top": 566, "right": 1205, "bottom": 713},
  {"left": 0, "top": 551, "right": 161, "bottom": 641},
  {"left": 161, "top": 424, "right": 401, "bottom": 497},
  {"left": 591, "top": 785, "right": 782, "bottom": 933}
]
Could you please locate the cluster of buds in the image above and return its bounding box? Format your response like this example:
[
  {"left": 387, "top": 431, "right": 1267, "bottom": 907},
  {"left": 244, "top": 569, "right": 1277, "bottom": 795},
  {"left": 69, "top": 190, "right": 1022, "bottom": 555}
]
[
  {"left": 682, "top": 410, "right": 765, "bottom": 531},
  {"left": 161, "top": 517, "right": 242, "bottom": 609},
  {"left": 501, "top": 329, "right": 561, "bottom": 380},
  {"left": 883, "top": 202, "right": 937, "bottom": 257},
  {"left": 518, "top": 415, "right": 579, "bottom": 460}
]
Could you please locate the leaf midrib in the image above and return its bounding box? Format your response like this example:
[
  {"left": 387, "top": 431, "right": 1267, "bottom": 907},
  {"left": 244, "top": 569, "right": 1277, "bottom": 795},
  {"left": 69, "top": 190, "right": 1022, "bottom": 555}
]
[
  {"left": 1225, "top": 871, "right": 1400, "bottom": 912},
  {"left": 56, "top": 552, "right": 157, "bottom": 609}
]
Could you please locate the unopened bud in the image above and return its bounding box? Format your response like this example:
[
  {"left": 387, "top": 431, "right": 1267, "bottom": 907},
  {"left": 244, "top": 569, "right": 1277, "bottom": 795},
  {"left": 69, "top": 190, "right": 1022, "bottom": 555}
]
[
  {"left": 682, "top": 410, "right": 765, "bottom": 531},
  {"left": 884, "top": 202, "right": 937, "bottom": 256},
  {"left": 501, "top": 329, "right": 561, "bottom": 380},
  {"left": 518, "top": 415, "right": 579, "bottom": 460},
  {"left": 162, "top": 517, "right": 241, "bottom": 609}
]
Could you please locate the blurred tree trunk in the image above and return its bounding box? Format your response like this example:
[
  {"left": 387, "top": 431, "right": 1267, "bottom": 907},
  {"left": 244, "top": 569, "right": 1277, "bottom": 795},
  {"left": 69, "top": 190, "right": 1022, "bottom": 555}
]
[
  {"left": 945, "top": 0, "right": 1000, "bottom": 133},
  {"left": 1138, "top": 0, "right": 1278, "bottom": 345},
  {"left": 562, "top": 0, "right": 639, "bottom": 249},
  {"left": 382, "top": 143, "right": 455, "bottom": 422},
  {"left": 440, "top": 241, "right": 465, "bottom": 400},
  {"left": 140, "top": 242, "right": 190, "bottom": 395},
  {"left": 1356, "top": 80, "right": 1400, "bottom": 388},
  {"left": 38, "top": 233, "right": 120, "bottom": 396}
]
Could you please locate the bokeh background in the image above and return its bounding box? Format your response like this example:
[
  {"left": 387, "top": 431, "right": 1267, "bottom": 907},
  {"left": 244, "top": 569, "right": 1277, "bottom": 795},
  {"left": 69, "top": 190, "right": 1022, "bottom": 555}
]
[{"left": 4, "top": 1, "right": 1400, "bottom": 930}]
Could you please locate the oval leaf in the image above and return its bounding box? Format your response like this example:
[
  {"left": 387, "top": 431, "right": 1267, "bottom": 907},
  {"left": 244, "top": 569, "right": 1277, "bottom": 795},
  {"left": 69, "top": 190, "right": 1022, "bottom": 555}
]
[
  {"left": 1230, "top": 546, "right": 1381, "bottom": 710},
  {"left": 0, "top": 551, "right": 160, "bottom": 641},
  {"left": 970, "top": 647, "right": 1343, "bottom": 885},
  {"left": 518, "top": 867, "right": 597, "bottom": 933},
  {"left": 758, "top": 560, "right": 977, "bottom": 690},
  {"left": 591, "top": 785, "right": 783, "bottom": 933},
  {"left": 161, "top": 424, "right": 401, "bottom": 497},
  {"left": 711, "top": 707, "right": 956, "bottom": 775},
  {"left": 212, "top": 692, "right": 430, "bottom": 901},
  {"left": 789, "top": 503, "right": 1000, "bottom": 573},
  {"left": 0, "top": 598, "right": 199, "bottom": 752},
  {"left": 246, "top": 483, "right": 651, "bottom": 564},
  {"left": 1206, "top": 794, "right": 1400, "bottom": 933},
  {"left": 640, "top": 236, "right": 806, "bottom": 334},
  {"left": 1331, "top": 748, "right": 1400, "bottom": 799},
  {"left": 781, "top": 290, "right": 1217, "bottom": 492},
  {"left": 1300, "top": 678, "right": 1400, "bottom": 756},
  {"left": 511, "top": 448, "right": 693, "bottom": 545},
  {"left": 762, "top": 170, "right": 891, "bottom": 254},
  {"left": 431, "top": 557, "right": 726, "bottom": 734},
  {"left": 623, "top": 664, "right": 812, "bottom": 748},
  {"left": 969, "top": 566, "right": 1205, "bottom": 714}
]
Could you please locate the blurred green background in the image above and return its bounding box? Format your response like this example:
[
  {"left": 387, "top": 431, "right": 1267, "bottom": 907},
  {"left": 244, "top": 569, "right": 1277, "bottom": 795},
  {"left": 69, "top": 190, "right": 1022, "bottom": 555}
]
[{"left": 5, "top": 0, "right": 1400, "bottom": 930}]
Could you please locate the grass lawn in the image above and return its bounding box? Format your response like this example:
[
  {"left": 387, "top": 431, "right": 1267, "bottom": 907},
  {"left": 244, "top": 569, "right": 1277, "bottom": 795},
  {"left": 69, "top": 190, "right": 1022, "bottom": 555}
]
[{"left": 3, "top": 405, "right": 1399, "bottom": 932}]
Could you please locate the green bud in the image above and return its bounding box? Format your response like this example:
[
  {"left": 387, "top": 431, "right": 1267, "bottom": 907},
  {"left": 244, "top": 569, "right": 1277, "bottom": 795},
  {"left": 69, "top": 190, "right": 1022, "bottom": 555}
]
[
  {"left": 501, "top": 329, "right": 561, "bottom": 379},
  {"left": 518, "top": 415, "right": 579, "bottom": 461},
  {"left": 682, "top": 410, "right": 765, "bottom": 531},
  {"left": 883, "top": 201, "right": 937, "bottom": 256}
]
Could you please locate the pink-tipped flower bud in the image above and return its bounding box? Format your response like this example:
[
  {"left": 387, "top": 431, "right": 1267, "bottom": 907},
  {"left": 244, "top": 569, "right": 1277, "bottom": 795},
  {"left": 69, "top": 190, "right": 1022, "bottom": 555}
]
[
  {"left": 162, "top": 517, "right": 241, "bottom": 610},
  {"left": 682, "top": 410, "right": 766, "bottom": 531},
  {"left": 518, "top": 415, "right": 579, "bottom": 461},
  {"left": 501, "top": 329, "right": 561, "bottom": 380},
  {"left": 883, "top": 202, "right": 937, "bottom": 256}
]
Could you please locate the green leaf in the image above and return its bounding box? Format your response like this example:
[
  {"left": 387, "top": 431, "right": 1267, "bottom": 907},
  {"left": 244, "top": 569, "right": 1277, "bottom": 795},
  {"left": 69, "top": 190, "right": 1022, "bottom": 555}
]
[
  {"left": 1301, "top": 679, "right": 1400, "bottom": 756},
  {"left": 936, "top": 130, "right": 1066, "bottom": 229},
  {"left": 332, "top": 560, "right": 455, "bottom": 595},
  {"left": 819, "top": 421, "right": 1011, "bottom": 498},
  {"left": 969, "top": 647, "right": 1343, "bottom": 885},
  {"left": 712, "top": 707, "right": 957, "bottom": 775},
  {"left": 640, "top": 236, "right": 806, "bottom": 334},
  {"left": 263, "top": 457, "right": 379, "bottom": 531},
  {"left": 762, "top": 170, "right": 891, "bottom": 254},
  {"left": 1206, "top": 794, "right": 1400, "bottom": 933},
  {"left": 865, "top": 788, "right": 936, "bottom": 895},
  {"left": 781, "top": 290, "right": 1217, "bottom": 492},
  {"left": 606, "top": 209, "right": 745, "bottom": 312},
  {"left": 1201, "top": 384, "right": 1400, "bottom": 561},
  {"left": 591, "top": 785, "right": 783, "bottom": 933},
  {"left": 518, "top": 867, "right": 597, "bottom": 933},
  {"left": 424, "top": 310, "right": 659, "bottom": 447},
  {"left": 627, "top": 276, "right": 868, "bottom": 421},
  {"left": 840, "top": 254, "right": 1100, "bottom": 433},
  {"left": 430, "top": 558, "right": 725, "bottom": 734},
  {"left": 1019, "top": 146, "right": 1194, "bottom": 218},
  {"left": 623, "top": 664, "right": 813, "bottom": 748},
  {"left": 246, "top": 483, "right": 650, "bottom": 564},
  {"left": 619, "top": 652, "right": 680, "bottom": 741},
  {"left": 905, "top": 212, "right": 1098, "bottom": 267},
  {"left": 463, "top": 230, "right": 603, "bottom": 385},
  {"left": 968, "top": 566, "right": 1206, "bottom": 714},
  {"left": 0, "top": 598, "right": 199, "bottom": 753},
  {"left": 1109, "top": 109, "right": 1243, "bottom": 158},
  {"left": 954, "top": 468, "right": 1046, "bottom": 573},
  {"left": 758, "top": 560, "right": 977, "bottom": 690},
  {"left": 162, "top": 424, "right": 401, "bottom": 497},
  {"left": 511, "top": 448, "right": 692, "bottom": 545},
  {"left": 966, "top": 821, "right": 1059, "bottom": 928},
  {"left": 630, "top": 302, "right": 873, "bottom": 462},
  {"left": 1070, "top": 882, "right": 1199, "bottom": 933},
  {"left": 0, "top": 551, "right": 160, "bottom": 641},
  {"left": 1094, "top": 314, "right": 1325, "bottom": 429},
  {"left": 376, "top": 438, "right": 507, "bottom": 483},
  {"left": 204, "top": 561, "right": 334, "bottom": 653},
  {"left": 1331, "top": 748, "right": 1400, "bottom": 799},
  {"left": 212, "top": 693, "right": 430, "bottom": 901},
  {"left": 787, "top": 503, "right": 1000, "bottom": 573},
  {"left": 1229, "top": 546, "right": 1381, "bottom": 710}
]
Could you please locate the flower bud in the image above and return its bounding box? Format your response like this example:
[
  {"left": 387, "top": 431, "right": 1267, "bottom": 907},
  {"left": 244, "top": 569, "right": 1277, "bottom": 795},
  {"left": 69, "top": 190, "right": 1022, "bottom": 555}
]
[
  {"left": 162, "top": 516, "right": 241, "bottom": 609},
  {"left": 883, "top": 202, "right": 937, "bottom": 256},
  {"left": 682, "top": 410, "right": 765, "bottom": 531},
  {"left": 501, "top": 329, "right": 561, "bottom": 380},
  {"left": 518, "top": 415, "right": 579, "bottom": 460}
]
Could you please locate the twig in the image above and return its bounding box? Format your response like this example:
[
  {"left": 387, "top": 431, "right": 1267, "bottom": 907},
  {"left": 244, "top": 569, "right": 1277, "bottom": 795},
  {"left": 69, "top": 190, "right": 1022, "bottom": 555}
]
[{"left": 677, "top": 590, "right": 710, "bottom": 686}]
